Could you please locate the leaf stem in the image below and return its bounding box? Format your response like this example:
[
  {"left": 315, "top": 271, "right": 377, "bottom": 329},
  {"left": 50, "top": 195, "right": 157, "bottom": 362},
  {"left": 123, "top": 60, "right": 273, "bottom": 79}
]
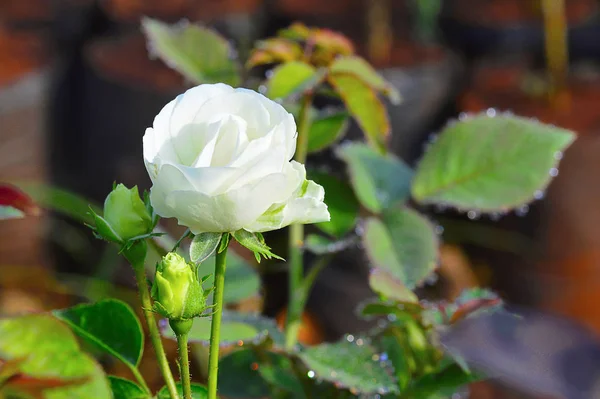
[
  {"left": 207, "top": 243, "right": 229, "bottom": 399},
  {"left": 130, "top": 365, "right": 151, "bottom": 394},
  {"left": 285, "top": 94, "right": 313, "bottom": 350},
  {"left": 177, "top": 334, "right": 192, "bottom": 399},
  {"left": 127, "top": 245, "right": 180, "bottom": 399}
]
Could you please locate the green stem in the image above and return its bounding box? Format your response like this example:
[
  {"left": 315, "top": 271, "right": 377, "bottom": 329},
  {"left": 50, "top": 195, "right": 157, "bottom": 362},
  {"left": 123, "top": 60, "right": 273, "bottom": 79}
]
[
  {"left": 285, "top": 94, "right": 313, "bottom": 350},
  {"left": 207, "top": 245, "right": 228, "bottom": 399},
  {"left": 129, "top": 366, "right": 151, "bottom": 395},
  {"left": 177, "top": 334, "right": 192, "bottom": 399},
  {"left": 542, "top": 0, "right": 568, "bottom": 105},
  {"left": 128, "top": 250, "right": 179, "bottom": 399}
]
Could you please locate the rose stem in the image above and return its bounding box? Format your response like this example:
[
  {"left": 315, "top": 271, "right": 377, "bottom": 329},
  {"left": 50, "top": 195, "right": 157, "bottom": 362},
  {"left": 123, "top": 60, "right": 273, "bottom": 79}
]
[
  {"left": 541, "top": 0, "right": 570, "bottom": 109},
  {"left": 176, "top": 333, "right": 192, "bottom": 399},
  {"left": 127, "top": 246, "right": 180, "bottom": 399},
  {"left": 207, "top": 241, "right": 229, "bottom": 399},
  {"left": 285, "top": 94, "right": 313, "bottom": 350}
]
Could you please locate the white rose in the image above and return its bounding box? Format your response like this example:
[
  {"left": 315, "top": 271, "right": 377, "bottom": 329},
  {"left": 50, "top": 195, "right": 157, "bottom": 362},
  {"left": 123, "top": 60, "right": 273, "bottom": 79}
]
[{"left": 143, "top": 83, "right": 330, "bottom": 234}]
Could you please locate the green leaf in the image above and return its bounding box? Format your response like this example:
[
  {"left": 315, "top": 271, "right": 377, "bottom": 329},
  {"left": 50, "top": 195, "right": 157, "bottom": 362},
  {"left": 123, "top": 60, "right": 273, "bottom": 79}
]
[
  {"left": 232, "top": 229, "right": 284, "bottom": 262},
  {"left": 108, "top": 376, "right": 148, "bottom": 399},
  {"left": 307, "top": 112, "right": 349, "bottom": 153},
  {"left": 217, "top": 349, "right": 271, "bottom": 398},
  {"left": 329, "top": 74, "right": 390, "bottom": 152},
  {"left": 357, "top": 299, "right": 422, "bottom": 320},
  {"left": 142, "top": 18, "right": 240, "bottom": 86},
  {"left": 0, "top": 314, "right": 111, "bottom": 399},
  {"left": 267, "top": 61, "right": 324, "bottom": 100},
  {"left": 223, "top": 251, "right": 261, "bottom": 304},
  {"left": 308, "top": 171, "right": 359, "bottom": 237},
  {"left": 329, "top": 56, "right": 401, "bottom": 104},
  {"left": 161, "top": 310, "right": 284, "bottom": 348},
  {"left": 190, "top": 232, "right": 222, "bottom": 264},
  {"left": 53, "top": 299, "right": 144, "bottom": 367},
  {"left": 157, "top": 383, "right": 208, "bottom": 399},
  {"left": 406, "top": 363, "right": 480, "bottom": 398},
  {"left": 363, "top": 208, "right": 438, "bottom": 289},
  {"left": 379, "top": 335, "right": 412, "bottom": 390},
  {"left": 412, "top": 114, "right": 576, "bottom": 212},
  {"left": 369, "top": 268, "right": 418, "bottom": 303},
  {"left": 298, "top": 339, "right": 399, "bottom": 395},
  {"left": 337, "top": 143, "right": 413, "bottom": 214},
  {"left": 16, "top": 182, "right": 98, "bottom": 224},
  {"left": 202, "top": 250, "right": 261, "bottom": 305},
  {"left": 257, "top": 354, "right": 305, "bottom": 398}
]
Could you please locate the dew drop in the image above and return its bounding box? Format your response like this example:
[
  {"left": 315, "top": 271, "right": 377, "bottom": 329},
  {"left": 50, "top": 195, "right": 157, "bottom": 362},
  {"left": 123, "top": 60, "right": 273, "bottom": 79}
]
[
  {"left": 379, "top": 352, "right": 389, "bottom": 362},
  {"left": 258, "top": 85, "right": 267, "bottom": 94},
  {"left": 515, "top": 204, "right": 529, "bottom": 217},
  {"left": 387, "top": 313, "right": 397, "bottom": 322},
  {"left": 307, "top": 370, "right": 315, "bottom": 378},
  {"left": 549, "top": 168, "right": 559, "bottom": 177},
  {"left": 554, "top": 151, "right": 563, "bottom": 160},
  {"left": 435, "top": 225, "right": 444, "bottom": 235},
  {"left": 424, "top": 273, "right": 439, "bottom": 285},
  {"left": 371, "top": 354, "right": 380, "bottom": 361},
  {"left": 356, "top": 338, "right": 364, "bottom": 346},
  {"left": 265, "top": 70, "right": 274, "bottom": 79},
  {"left": 458, "top": 112, "right": 468, "bottom": 121},
  {"left": 534, "top": 190, "right": 545, "bottom": 200},
  {"left": 377, "top": 319, "right": 387, "bottom": 328},
  {"left": 486, "top": 108, "right": 497, "bottom": 117},
  {"left": 467, "top": 210, "right": 479, "bottom": 220},
  {"left": 346, "top": 334, "right": 355, "bottom": 343}
]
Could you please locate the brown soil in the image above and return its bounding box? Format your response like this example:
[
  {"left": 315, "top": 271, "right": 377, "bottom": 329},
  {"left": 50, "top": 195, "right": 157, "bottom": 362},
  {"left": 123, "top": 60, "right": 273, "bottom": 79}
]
[
  {"left": 86, "top": 33, "right": 186, "bottom": 92},
  {"left": 451, "top": 0, "right": 597, "bottom": 26}
]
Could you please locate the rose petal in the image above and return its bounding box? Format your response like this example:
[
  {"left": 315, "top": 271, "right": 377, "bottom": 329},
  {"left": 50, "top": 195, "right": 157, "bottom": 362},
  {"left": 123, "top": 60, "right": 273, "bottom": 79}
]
[{"left": 160, "top": 172, "right": 291, "bottom": 234}]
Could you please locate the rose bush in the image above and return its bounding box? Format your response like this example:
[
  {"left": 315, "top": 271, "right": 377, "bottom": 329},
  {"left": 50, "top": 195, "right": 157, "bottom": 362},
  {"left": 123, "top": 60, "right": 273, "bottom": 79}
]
[{"left": 143, "top": 83, "right": 329, "bottom": 234}]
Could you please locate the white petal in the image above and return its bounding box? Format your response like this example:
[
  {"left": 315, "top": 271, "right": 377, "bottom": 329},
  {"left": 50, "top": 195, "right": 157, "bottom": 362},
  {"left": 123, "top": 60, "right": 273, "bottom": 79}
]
[
  {"left": 159, "top": 172, "right": 290, "bottom": 234},
  {"left": 151, "top": 84, "right": 235, "bottom": 165},
  {"left": 244, "top": 162, "right": 330, "bottom": 232},
  {"left": 191, "top": 91, "right": 271, "bottom": 140}
]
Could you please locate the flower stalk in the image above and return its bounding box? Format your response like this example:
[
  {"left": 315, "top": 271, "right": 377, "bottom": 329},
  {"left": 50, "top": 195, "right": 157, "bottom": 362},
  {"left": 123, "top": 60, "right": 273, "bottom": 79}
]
[
  {"left": 125, "top": 243, "right": 180, "bottom": 399},
  {"left": 174, "top": 328, "right": 192, "bottom": 399},
  {"left": 207, "top": 237, "right": 229, "bottom": 399},
  {"left": 285, "top": 94, "right": 313, "bottom": 349}
]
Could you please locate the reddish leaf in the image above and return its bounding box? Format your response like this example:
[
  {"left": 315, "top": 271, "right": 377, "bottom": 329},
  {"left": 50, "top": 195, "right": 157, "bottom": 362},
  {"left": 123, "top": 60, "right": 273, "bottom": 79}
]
[
  {"left": 0, "top": 184, "right": 39, "bottom": 218},
  {"left": 247, "top": 39, "right": 303, "bottom": 68}
]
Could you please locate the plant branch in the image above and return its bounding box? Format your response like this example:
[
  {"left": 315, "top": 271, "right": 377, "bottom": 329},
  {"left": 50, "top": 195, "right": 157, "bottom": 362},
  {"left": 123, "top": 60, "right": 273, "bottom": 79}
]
[
  {"left": 127, "top": 246, "right": 179, "bottom": 399},
  {"left": 285, "top": 94, "right": 313, "bottom": 349},
  {"left": 207, "top": 243, "right": 229, "bottom": 399},
  {"left": 177, "top": 333, "right": 192, "bottom": 399}
]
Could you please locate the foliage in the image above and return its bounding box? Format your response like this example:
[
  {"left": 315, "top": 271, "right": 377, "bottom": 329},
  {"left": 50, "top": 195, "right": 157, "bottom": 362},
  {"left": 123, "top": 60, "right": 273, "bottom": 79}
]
[{"left": 0, "top": 17, "right": 577, "bottom": 399}]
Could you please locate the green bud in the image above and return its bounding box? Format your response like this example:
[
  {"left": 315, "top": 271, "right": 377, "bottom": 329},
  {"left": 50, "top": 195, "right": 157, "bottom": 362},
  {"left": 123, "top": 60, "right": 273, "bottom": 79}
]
[
  {"left": 91, "top": 184, "right": 153, "bottom": 244},
  {"left": 151, "top": 253, "right": 207, "bottom": 322}
]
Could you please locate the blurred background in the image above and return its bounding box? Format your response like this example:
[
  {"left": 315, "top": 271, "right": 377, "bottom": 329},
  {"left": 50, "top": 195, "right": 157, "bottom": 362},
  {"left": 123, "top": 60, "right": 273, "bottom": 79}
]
[{"left": 3, "top": 0, "right": 600, "bottom": 397}]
